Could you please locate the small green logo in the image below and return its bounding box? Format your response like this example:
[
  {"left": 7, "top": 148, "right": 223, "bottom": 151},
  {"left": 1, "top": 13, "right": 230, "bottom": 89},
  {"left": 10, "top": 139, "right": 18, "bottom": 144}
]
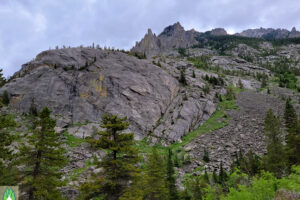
[{"left": 2, "top": 187, "right": 16, "bottom": 200}]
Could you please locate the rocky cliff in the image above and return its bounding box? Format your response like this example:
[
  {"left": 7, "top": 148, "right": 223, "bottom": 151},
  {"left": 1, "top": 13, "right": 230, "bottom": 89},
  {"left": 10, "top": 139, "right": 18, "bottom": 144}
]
[
  {"left": 1, "top": 47, "right": 216, "bottom": 143},
  {"left": 131, "top": 22, "right": 200, "bottom": 57},
  {"left": 238, "top": 27, "right": 300, "bottom": 39}
]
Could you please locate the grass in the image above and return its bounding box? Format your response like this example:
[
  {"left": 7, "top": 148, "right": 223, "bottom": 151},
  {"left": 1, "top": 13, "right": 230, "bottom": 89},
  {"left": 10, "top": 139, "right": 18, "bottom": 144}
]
[
  {"left": 63, "top": 131, "right": 87, "bottom": 148},
  {"left": 69, "top": 159, "right": 95, "bottom": 181},
  {"left": 135, "top": 96, "right": 238, "bottom": 155}
]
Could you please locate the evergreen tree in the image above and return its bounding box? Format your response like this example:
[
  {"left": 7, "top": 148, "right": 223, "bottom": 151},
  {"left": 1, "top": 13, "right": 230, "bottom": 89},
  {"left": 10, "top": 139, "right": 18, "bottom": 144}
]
[
  {"left": 0, "top": 68, "right": 6, "bottom": 87},
  {"left": 144, "top": 148, "right": 169, "bottom": 200},
  {"left": 190, "top": 177, "right": 203, "bottom": 200},
  {"left": 81, "top": 113, "right": 139, "bottom": 200},
  {"left": 284, "top": 98, "right": 298, "bottom": 133},
  {"left": 20, "top": 107, "right": 67, "bottom": 200},
  {"left": 284, "top": 98, "right": 300, "bottom": 166},
  {"left": 2, "top": 90, "right": 9, "bottom": 105},
  {"left": 203, "top": 148, "right": 210, "bottom": 163},
  {"left": 219, "top": 161, "right": 227, "bottom": 185},
  {"left": 0, "top": 114, "right": 18, "bottom": 185},
  {"left": 29, "top": 98, "right": 38, "bottom": 116},
  {"left": 213, "top": 169, "right": 218, "bottom": 184},
  {"left": 192, "top": 70, "right": 196, "bottom": 78},
  {"left": 166, "top": 148, "right": 179, "bottom": 200},
  {"left": 179, "top": 69, "right": 187, "bottom": 86},
  {"left": 262, "top": 109, "right": 286, "bottom": 178},
  {"left": 238, "top": 79, "right": 244, "bottom": 89}
]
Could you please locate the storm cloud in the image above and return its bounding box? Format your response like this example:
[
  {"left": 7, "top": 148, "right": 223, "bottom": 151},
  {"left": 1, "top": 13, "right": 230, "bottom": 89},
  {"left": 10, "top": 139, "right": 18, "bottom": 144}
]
[{"left": 1, "top": 0, "right": 299, "bottom": 76}]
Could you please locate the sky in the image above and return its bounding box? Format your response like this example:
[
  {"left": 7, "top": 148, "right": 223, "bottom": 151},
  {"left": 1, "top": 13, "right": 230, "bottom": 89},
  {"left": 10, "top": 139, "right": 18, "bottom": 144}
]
[{"left": 1, "top": 0, "right": 300, "bottom": 77}]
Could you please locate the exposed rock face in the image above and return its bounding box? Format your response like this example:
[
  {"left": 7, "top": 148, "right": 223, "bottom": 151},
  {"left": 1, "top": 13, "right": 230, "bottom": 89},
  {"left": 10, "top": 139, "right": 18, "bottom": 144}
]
[
  {"left": 131, "top": 22, "right": 199, "bottom": 57},
  {"left": 1, "top": 47, "right": 216, "bottom": 143},
  {"left": 2, "top": 48, "right": 180, "bottom": 139},
  {"left": 238, "top": 27, "right": 300, "bottom": 39},
  {"left": 210, "top": 28, "right": 227, "bottom": 36}
]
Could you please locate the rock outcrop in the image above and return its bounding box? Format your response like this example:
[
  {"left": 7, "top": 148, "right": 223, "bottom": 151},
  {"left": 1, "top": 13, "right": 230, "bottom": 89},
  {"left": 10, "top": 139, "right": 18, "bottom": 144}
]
[
  {"left": 1, "top": 47, "right": 216, "bottom": 143},
  {"left": 237, "top": 27, "right": 300, "bottom": 39},
  {"left": 131, "top": 22, "right": 200, "bottom": 57}
]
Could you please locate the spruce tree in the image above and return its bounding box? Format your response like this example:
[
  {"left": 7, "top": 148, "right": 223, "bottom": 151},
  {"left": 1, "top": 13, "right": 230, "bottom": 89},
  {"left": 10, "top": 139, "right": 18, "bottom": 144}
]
[
  {"left": 20, "top": 107, "right": 67, "bottom": 200},
  {"left": 0, "top": 114, "right": 18, "bottom": 185},
  {"left": 284, "top": 98, "right": 300, "bottom": 166},
  {"left": 0, "top": 68, "right": 6, "bottom": 87},
  {"left": 166, "top": 148, "right": 178, "bottom": 200},
  {"left": 284, "top": 98, "right": 298, "bottom": 133},
  {"left": 263, "top": 109, "right": 286, "bottom": 178},
  {"left": 144, "top": 148, "right": 169, "bottom": 200},
  {"left": 83, "top": 113, "right": 139, "bottom": 200}
]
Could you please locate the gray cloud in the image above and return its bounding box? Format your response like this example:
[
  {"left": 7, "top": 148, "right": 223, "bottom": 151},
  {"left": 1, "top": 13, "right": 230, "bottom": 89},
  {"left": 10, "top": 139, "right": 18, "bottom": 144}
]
[{"left": 0, "top": 0, "right": 299, "bottom": 76}]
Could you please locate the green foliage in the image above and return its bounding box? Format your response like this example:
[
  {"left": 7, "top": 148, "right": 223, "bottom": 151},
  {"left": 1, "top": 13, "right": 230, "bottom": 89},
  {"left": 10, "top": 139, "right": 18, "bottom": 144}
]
[
  {"left": 20, "top": 107, "right": 67, "bottom": 200},
  {"left": 179, "top": 69, "right": 187, "bottom": 86},
  {"left": 188, "top": 56, "right": 210, "bottom": 70},
  {"left": 63, "top": 131, "right": 87, "bottom": 148},
  {"left": 144, "top": 148, "right": 169, "bottom": 200},
  {"left": 278, "top": 165, "right": 300, "bottom": 192},
  {"left": 238, "top": 79, "right": 244, "bottom": 89},
  {"left": 29, "top": 98, "right": 38, "bottom": 116},
  {"left": 221, "top": 171, "right": 277, "bottom": 200},
  {"left": 166, "top": 148, "right": 179, "bottom": 200},
  {"left": 203, "top": 148, "right": 210, "bottom": 163},
  {"left": 192, "top": 70, "right": 196, "bottom": 78},
  {"left": 194, "top": 35, "right": 263, "bottom": 53},
  {"left": 127, "top": 51, "right": 147, "bottom": 59},
  {"left": 262, "top": 109, "right": 286, "bottom": 178},
  {"left": 0, "top": 68, "right": 6, "bottom": 87},
  {"left": 2, "top": 90, "right": 10, "bottom": 105},
  {"left": 202, "top": 74, "right": 225, "bottom": 87},
  {"left": 0, "top": 114, "right": 18, "bottom": 185},
  {"left": 178, "top": 48, "right": 187, "bottom": 57},
  {"left": 202, "top": 84, "right": 210, "bottom": 95},
  {"left": 225, "top": 86, "right": 235, "bottom": 100},
  {"left": 284, "top": 98, "right": 300, "bottom": 167},
  {"left": 81, "top": 113, "right": 139, "bottom": 200}
]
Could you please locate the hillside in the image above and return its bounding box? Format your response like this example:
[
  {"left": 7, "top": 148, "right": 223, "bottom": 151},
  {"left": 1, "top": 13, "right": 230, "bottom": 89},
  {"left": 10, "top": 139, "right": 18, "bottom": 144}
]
[{"left": 1, "top": 22, "right": 300, "bottom": 199}]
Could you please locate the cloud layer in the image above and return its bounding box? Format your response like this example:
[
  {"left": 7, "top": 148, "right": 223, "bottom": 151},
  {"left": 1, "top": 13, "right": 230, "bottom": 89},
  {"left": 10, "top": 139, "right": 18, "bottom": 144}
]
[{"left": 1, "top": 0, "right": 300, "bottom": 76}]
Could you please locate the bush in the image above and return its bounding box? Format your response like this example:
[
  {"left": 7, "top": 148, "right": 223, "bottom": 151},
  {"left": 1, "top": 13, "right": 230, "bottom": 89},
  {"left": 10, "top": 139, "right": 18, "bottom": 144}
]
[{"left": 225, "top": 87, "right": 235, "bottom": 100}]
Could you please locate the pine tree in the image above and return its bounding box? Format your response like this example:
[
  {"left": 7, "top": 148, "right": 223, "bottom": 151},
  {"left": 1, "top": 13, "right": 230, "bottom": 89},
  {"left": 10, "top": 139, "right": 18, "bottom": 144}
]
[
  {"left": 20, "top": 107, "right": 67, "bottom": 200},
  {"left": 218, "top": 161, "right": 227, "bottom": 185},
  {"left": 81, "top": 113, "right": 139, "bottom": 200},
  {"left": 284, "top": 98, "right": 300, "bottom": 166},
  {"left": 0, "top": 68, "right": 6, "bottom": 87},
  {"left": 179, "top": 69, "right": 187, "bottom": 86},
  {"left": 190, "top": 177, "right": 202, "bottom": 200},
  {"left": 144, "top": 148, "right": 169, "bottom": 200},
  {"left": 203, "top": 148, "right": 210, "bottom": 163},
  {"left": 166, "top": 148, "right": 178, "bottom": 200},
  {"left": 0, "top": 114, "right": 18, "bottom": 185},
  {"left": 213, "top": 169, "right": 218, "bottom": 184},
  {"left": 263, "top": 109, "right": 286, "bottom": 178},
  {"left": 192, "top": 70, "right": 196, "bottom": 78},
  {"left": 2, "top": 90, "right": 9, "bottom": 105},
  {"left": 284, "top": 98, "right": 298, "bottom": 133}
]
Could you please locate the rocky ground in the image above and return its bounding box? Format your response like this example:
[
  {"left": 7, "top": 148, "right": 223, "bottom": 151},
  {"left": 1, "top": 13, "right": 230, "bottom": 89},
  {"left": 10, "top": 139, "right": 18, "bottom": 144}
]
[{"left": 183, "top": 89, "right": 287, "bottom": 173}]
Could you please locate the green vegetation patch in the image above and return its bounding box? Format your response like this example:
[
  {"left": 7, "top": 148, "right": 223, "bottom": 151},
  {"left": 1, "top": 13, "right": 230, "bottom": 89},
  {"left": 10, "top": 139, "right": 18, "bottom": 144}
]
[{"left": 63, "top": 131, "right": 87, "bottom": 148}]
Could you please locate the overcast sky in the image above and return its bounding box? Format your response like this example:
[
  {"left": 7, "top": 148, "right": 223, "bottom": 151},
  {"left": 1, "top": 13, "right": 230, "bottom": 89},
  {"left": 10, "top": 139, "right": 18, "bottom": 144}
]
[{"left": 1, "top": 0, "right": 300, "bottom": 77}]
